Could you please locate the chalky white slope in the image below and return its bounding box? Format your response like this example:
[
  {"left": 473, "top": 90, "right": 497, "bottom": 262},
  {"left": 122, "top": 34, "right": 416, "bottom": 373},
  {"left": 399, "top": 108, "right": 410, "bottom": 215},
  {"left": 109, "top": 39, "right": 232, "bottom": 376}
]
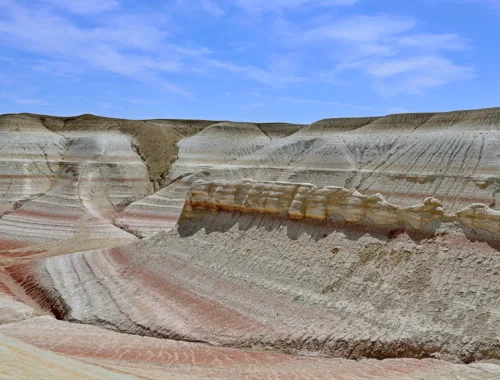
[
  {"left": 2, "top": 110, "right": 500, "bottom": 380},
  {"left": 0, "top": 115, "right": 66, "bottom": 216},
  {"left": 0, "top": 114, "right": 221, "bottom": 257},
  {"left": 0, "top": 131, "right": 151, "bottom": 258},
  {"left": 118, "top": 108, "right": 500, "bottom": 238},
  {"left": 115, "top": 121, "right": 303, "bottom": 237},
  {"left": 231, "top": 109, "right": 500, "bottom": 212}
]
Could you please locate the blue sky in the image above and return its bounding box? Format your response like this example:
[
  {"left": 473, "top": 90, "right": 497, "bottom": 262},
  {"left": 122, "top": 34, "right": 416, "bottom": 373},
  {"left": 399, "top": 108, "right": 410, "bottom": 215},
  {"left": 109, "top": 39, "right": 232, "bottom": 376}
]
[{"left": 0, "top": 0, "right": 499, "bottom": 123}]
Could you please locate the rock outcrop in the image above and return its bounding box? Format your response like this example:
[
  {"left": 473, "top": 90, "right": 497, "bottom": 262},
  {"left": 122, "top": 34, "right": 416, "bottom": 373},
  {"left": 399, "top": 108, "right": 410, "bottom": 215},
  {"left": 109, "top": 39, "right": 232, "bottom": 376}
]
[
  {"left": 7, "top": 179, "right": 500, "bottom": 364},
  {"left": 2, "top": 109, "right": 500, "bottom": 379},
  {"left": 0, "top": 115, "right": 66, "bottom": 216},
  {"left": 0, "top": 114, "right": 222, "bottom": 257},
  {"left": 120, "top": 108, "right": 500, "bottom": 238}
]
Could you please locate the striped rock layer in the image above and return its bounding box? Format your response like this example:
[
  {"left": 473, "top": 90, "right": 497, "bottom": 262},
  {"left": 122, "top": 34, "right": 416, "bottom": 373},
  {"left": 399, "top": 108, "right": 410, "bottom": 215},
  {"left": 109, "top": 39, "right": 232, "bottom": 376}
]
[
  {"left": 0, "top": 114, "right": 219, "bottom": 256},
  {"left": 120, "top": 107, "right": 500, "bottom": 238},
  {"left": 3, "top": 110, "right": 500, "bottom": 379},
  {"left": 0, "top": 115, "right": 66, "bottom": 216},
  {"left": 1, "top": 316, "right": 498, "bottom": 380},
  {"left": 0, "top": 132, "right": 150, "bottom": 259},
  {"left": 7, "top": 180, "right": 500, "bottom": 365},
  {"left": 184, "top": 180, "right": 500, "bottom": 240}
]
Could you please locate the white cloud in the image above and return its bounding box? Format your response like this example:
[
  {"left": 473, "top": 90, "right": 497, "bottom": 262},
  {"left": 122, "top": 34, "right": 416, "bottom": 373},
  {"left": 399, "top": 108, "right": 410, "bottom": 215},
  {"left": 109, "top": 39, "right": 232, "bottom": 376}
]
[
  {"left": 15, "top": 98, "right": 49, "bottom": 105},
  {"left": 240, "top": 102, "right": 265, "bottom": 110},
  {"left": 460, "top": 0, "right": 500, "bottom": 7},
  {"left": 0, "top": 1, "right": 211, "bottom": 95},
  {"left": 372, "top": 57, "right": 475, "bottom": 95},
  {"left": 176, "top": 0, "right": 357, "bottom": 16},
  {"left": 32, "top": 60, "right": 84, "bottom": 77},
  {"left": 209, "top": 58, "right": 306, "bottom": 86},
  {"left": 200, "top": 0, "right": 225, "bottom": 16},
  {"left": 128, "top": 99, "right": 162, "bottom": 105},
  {"left": 366, "top": 56, "right": 444, "bottom": 77},
  {"left": 175, "top": 0, "right": 226, "bottom": 17},
  {"left": 397, "top": 33, "right": 466, "bottom": 50},
  {"left": 41, "top": 0, "right": 119, "bottom": 14},
  {"left": 279, "top": 96, "right": 374, "bottom": 110},
  {"left": 303, "top": 15, "right": 416, "bottom": 43},
  {"left": 298, "top": 14, "right": 474, "bottom": 95},
  {"left": 233, "top": 0, "right": 358, "bottom": 12}
]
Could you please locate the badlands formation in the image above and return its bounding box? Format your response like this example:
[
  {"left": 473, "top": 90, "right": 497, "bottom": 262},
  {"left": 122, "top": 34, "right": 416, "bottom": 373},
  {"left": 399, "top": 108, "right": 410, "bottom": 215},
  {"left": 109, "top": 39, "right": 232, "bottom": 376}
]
[{"left": 2, "top": 110, "right": 500, "bottom": 378}]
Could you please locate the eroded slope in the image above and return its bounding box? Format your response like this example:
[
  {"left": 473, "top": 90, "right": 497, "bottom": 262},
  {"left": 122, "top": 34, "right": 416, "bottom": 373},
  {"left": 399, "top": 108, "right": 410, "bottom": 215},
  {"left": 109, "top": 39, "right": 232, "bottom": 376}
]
[
  {"left": 7, "top": 180, "right": 500, "bottom": 364},
  {"left": 119, "top": 108, "right": 500, "bottom": 238},
  {"left": 2, "top": 109, "right": 500, "bottom": 379}
]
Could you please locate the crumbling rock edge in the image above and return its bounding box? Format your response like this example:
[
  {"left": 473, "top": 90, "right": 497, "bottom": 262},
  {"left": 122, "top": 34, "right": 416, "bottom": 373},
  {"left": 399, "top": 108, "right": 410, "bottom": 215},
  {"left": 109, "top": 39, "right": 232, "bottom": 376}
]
[{"left": 182, "top": 179, "right": 500, "bottom": 242}]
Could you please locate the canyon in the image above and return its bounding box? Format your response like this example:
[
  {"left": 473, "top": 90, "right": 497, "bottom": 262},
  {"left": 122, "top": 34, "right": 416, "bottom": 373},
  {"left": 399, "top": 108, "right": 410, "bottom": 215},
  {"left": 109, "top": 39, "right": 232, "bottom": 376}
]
[{"left": 2, "top": 109, "right": 500, "bottom": 379}]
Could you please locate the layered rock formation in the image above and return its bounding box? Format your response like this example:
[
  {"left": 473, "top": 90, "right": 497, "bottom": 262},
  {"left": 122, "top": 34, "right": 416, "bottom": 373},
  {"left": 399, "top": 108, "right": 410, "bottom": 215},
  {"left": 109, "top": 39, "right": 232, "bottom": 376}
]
[
  {"left": 229, "top": 109, "right": 500, "bottom": 212},
  {"left": 115, "top": 121, "right": 304, "bottom": 237},
  {"left": 5, "top": 180, "right": 500, "bottom": 366},
  {"left": 117, "top": 108, "right": 500, "bottom": 238},
  {"left": 0, "top": 114, "right": 220, "bottom": 257},
  {"left": 3, "top": 316, "right": 497, "bottom": 380},
  {"left": 2, "top": 109, "right": 500, "bottom": 379},
  {"left": 0, "top": 115, "right": 66, "bottom": 216},
  {"left": 0, "top": 131, "right": 147, "bottom": 259}
]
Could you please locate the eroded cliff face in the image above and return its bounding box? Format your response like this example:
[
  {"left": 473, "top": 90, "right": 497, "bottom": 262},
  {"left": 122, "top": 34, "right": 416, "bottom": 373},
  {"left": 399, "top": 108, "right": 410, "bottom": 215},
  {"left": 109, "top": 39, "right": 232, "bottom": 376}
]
[
  {"left": 118, "top": 107, "right": 500, "bottom": 238},
  {"left": 184, "top": 180, "right": 500, "bottom": 241},
  {"left": 0, "top": 115, "right": 66, "bottom": 216},
  {"left": 6, "top": 179, "right": 500, "bottom": 365},
  {"left": 0, "top": 114, "right": 221, "bottom": 258},
  {"left": 183, "top": 180, "right": 446, "bottom": 230},
  {"left": 2, "top": 110, "right": 500, "bottom": 379}
]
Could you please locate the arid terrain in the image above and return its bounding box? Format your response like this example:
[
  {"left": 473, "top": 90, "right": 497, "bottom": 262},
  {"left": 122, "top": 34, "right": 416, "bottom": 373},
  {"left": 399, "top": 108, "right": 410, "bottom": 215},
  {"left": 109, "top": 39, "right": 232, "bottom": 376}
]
[{"left": 2, "top": 110, "right": 500, "bottom": 379}]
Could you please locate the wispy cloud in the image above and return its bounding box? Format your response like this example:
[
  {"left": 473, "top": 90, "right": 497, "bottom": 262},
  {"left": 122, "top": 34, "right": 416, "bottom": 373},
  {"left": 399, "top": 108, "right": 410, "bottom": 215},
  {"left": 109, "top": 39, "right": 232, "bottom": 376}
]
[
  {"left": 372, "top": 57, "right": 475, "bottom": 95},
  {"left": 0, "top": 1, "right": 211, "bottom": 95},
  {"left": 232, "top": 0, "right": 359, "bottom": 12},
  {"left": 297, "top": 14, "right": 474, "bottom": 95},
  {"left": 200, "top": 0, "right": 226, "bottom": 16},
  {"left": 179, "top": 0, "right": 358, "bottom": 16},
  {"left": 174, "top": 0, "right": 226, "bottom": 16},
  {"left": 279, "top": 96, "right": 374, "bottom": 110},
  {"left": 397, "top": 33, "right": 466, "bottom": 50},
  {"left": 15, "top": 98, "right": 49, "bottom": 105},
  {"left": 41, "top": 0, "right": 119, "bottom": 14},
  {"left": 240, "top": 102, "right": 265, "bottom": 110},
  {"left": 303, "top": 15, "right": 416, "bottom": 43},
  {"left": 209, "top": 58, "right": 306, "bottom": 86},
  {"left": 128, "top": 99, "right": 163, "bottom": 105},
  {"left": 32, "top": 60, "right": 84, "bottom": 77},
  {"left": 0, "top": 0, "right": 485, "bottom": 117},
  {"left": 455, "top": 0, "right": 500, "bottom": 8}
]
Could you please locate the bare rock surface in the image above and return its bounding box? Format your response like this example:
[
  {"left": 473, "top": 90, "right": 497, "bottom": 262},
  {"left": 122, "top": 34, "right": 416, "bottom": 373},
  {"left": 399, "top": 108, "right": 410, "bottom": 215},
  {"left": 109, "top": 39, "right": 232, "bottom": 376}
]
[
  {"left": 0, "top": 114, "right": 220, "bottom": 258},
  {"left": 7, "top": 180, "right": 500, "bottom": 365},
  {"left": 0, "top": 271, "right": 40, "bottom": 324},
  {"left": 1, "top": 316, "right": 498, "bottom": 379},
  {"left": 120, "top": 108, "right": 500, "bottom": 238},
  {"left": 2, "top": 109, "right": 500, "bottom": 379},
  {"left": 0, "top": 333, "right": 135, "bottom": 379},
  {"left": 0, "top": 115, "right": 66, "bottom": 216}
]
